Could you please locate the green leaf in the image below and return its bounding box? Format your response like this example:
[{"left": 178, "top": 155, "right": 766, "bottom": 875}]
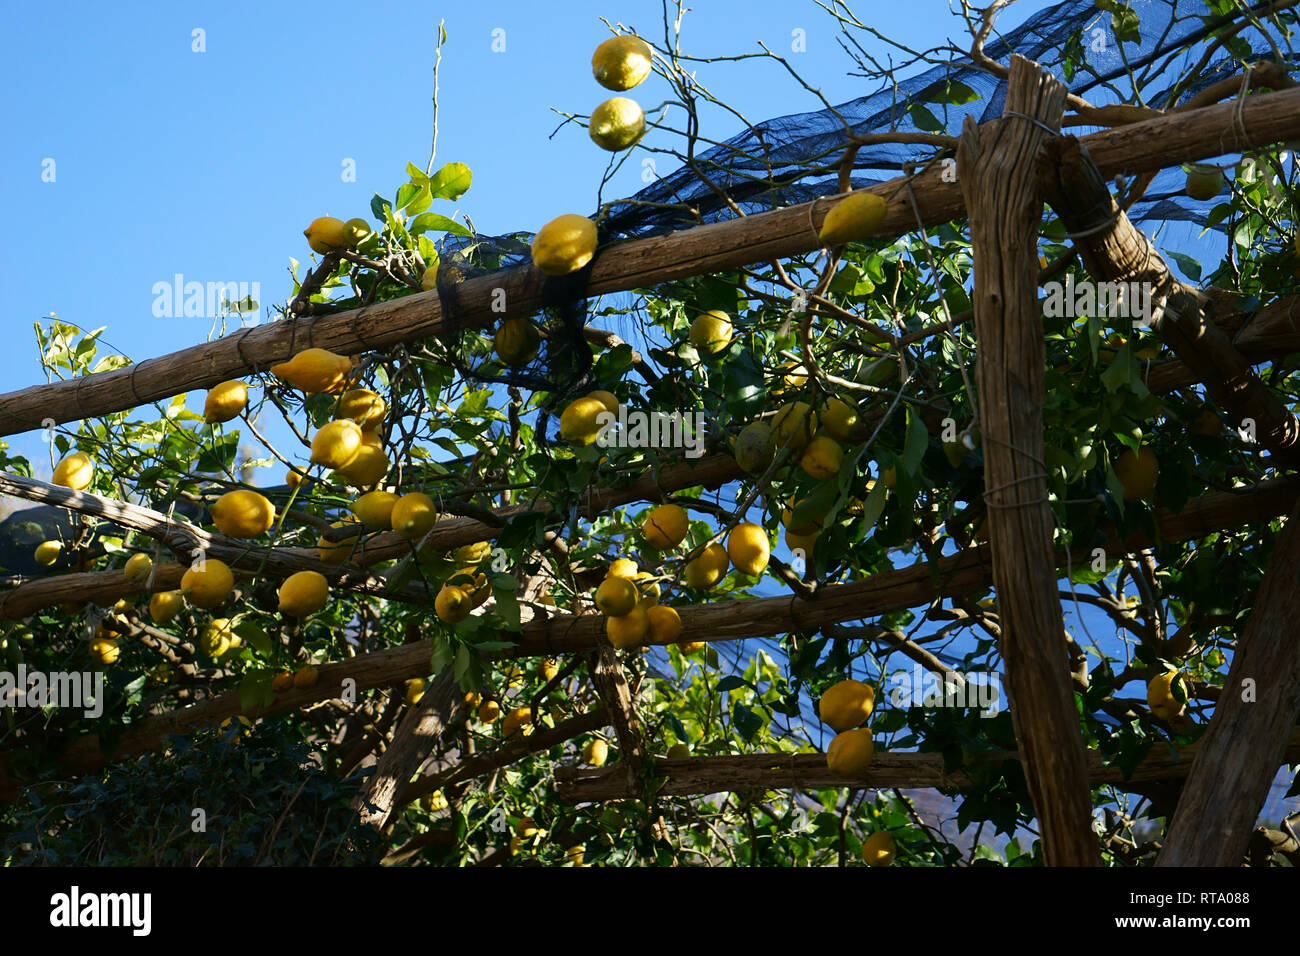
[
  {"left": 717, "top": 675, "right": 752, "bottom": 693},
  {"left": 428, "top": 162, "right": 473, "bottom": 201},
  {"left": 1164, "top": 249, "right": 1202, "bottom": 282},
  {"left": 901, "top": 406, "right": 928, "bottom": 474},
  {"left": 908, "top": 104, "right": 944, "bottom": 133},
  {"left": 919, "top": 79, "right": 980, "bottom": 106},
  {"left": 234, "top": 620, "right": 273, "bottom": 657},
  {"left": 732, "top": 702, "right": 764, "bottom": 741},
  {"left": 370, "top": 193, "right": 392, "bottom": 220},
  {"left": 409, "top": 211, "right": 471, "bottom": 238}
]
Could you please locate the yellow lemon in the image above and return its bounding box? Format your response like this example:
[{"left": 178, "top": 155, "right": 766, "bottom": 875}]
[
  {"left": 826, "top": 727, "right": 874, "bottom": 776},
  {"left": 180, "top": 559, "right": 234, "bottom": 609},
  {"left": 494, "top": 317, "right": 541, "bottom": 367},
  {"left": 592, "top": 34, "right": 653, "bottom": 90},
  {"left": 605, "top": 606, "right": 650, "bottom": 649},
  {"left": 726, "top": 522, "right": 770, "bottom": 577},
  {"left": 123, "top": 552, "right": 153, "bottom": 583},
  {"left": 303, "top": 216, "right": 348, "bottom": 254},
  {"left": 317, "top": 520, "right": 361, "bottom": 564},
  {"left": 559, "top": 396, "right": 610, "bottom": 446},
  {"left": 343, "top": 217, "right": 371, "bottom": 246},
  {"left": 34, "top": 540, "right": 61, "bottom": 566},
  {"left": 203, "top": 380, "right": 249, "bottom": 424},
  {"left": 818, "top": 679, "right": 875, "bottom": 732},
  {"left": 734, "top": 421, "right": 775, "bottom": 474},
  {"left": 272, "top": 671, "right": 294, "bottom": 693},
  {"left": 634, "top": 571, "right": 660, "bottom": 607},
  {"left": 210, "top": 489, "right": 276, "bottom": 538},
  {"left": 477, "top": 699, "right": 501, "bottom": 723},
  {"left": 683, "top": 542, "right": 729, "bottom": 590},
  {"left": 587, "top": 390, "right": 619, "bottom": 416},
  {"left": 582, "top": 738, "right": 609, "bottom": 766},
  {"left": 405, "top": 678, "right": 426, "bottom": 706},
  {"left": 310, "top": 420, "right": 364, "bottom": 470},
  {"left": 435, "top": 585, "right": 473, "bottom": 623},
  {"left": 595, "top": 575, "right": 638, "bottom": 617},
  {"left": 271, "top": 348, "right": 353, "bottom": 395},
  {"left": 455, "top": 541, "right": 493, "bottom": 567},
  {"left": 88, "top": 637, "right": 120, "bottom": 666},
  {"left": 515, "top": 816, "right": 541, "bottom": 838},
  {"left": 646, "top": 604, "right": 681, "bottom": 644},
  {"left": 148, "top": 590, "right": 184, "bottom": 624},
  {"left": 333, "top": 388, "right": 386, "bottom": 428},
  {"left": 862, "top": 831, "right": 896, "bottom": 866},
  {"left": 781, "top": 499, "right": 825, "bottom": 537},
  {"left": 502, "top": 706, "right": 533, "bottom": 738},
  {"left": 1146, "top": 669, "right": 1186, "bottom": 721},
  {"left": 688, "top": 310, "right": 733, "bottom": 355},
  {"left": 52, "top": 451, "right": 94, "bottom": 490},
  {"left": 1190, "top": 410, "right": 1222, "bottom": 436},
  {"left": 359, "top": 428, "right": 383, "bottom": 450},
  {"left": 678, "top": 641, "right": 705, "bottom": 654},
  {"left": 643, "top": 503, "right": 689, "bottom": 550},
  {"left": 198, "top": 618, "right": 237, "bottom": 660},
  {"left": 772, "top": 401, "right": 818, "bottom": 450},
  {"left": 333, "top": 443, "right": 389, "bottom": 486},
  {"left": 820, "top": 396, "right": 860, "bottom": 441},
  {"left": 293, "top": 664, "right": 320, "bottom": 690},
  {"left": 286, "top": 468, "right": 305, "bottom": 489},
  {"left": 422, "top": 789, "right": 449, "bottom": 813},
  {"left": 589, "top": 96, "right": 645, "bottom": 151},
  {"left": 540, "top": 657, "right": 560, "bottom": 681},
  {"left": 1115, "top": 446, "right": 1159, "bottom": 500},
  {"left": 818, "top": 191, "right": 888, "bottom": 245},
  {"left": 800, "top": 434, "right": 844, "bottom": 480},
  {"left": 278, "top": 570, "right": 330, "bottom": 617},
  {"left": 607, "top": 557, "right": 638, "bottom": 579},
  {"left": 531, "top": 214, "right": 598, "bottom": 276},
  {"left": 391, "top": 492, "right": 438, "bottom": 539},
  {"left": 351, "top": 490, "right": 399, "bottom": 529}
]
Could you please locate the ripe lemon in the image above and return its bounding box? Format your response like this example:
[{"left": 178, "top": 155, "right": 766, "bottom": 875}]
[
  {"left": 494, "top": 317, "right": 541, "bottom": 367},
  {"left": 531, "top": 214, "right": 598, "bottom": 276},
  {"left": 351, "top": 490, "right": 399, "bottom": 529},
  {"left": 456, "top": 541, "right": 493, "bottom": 567},
  {"left": 583, "top": 738, "right": 609, "bottom": 766},
  {"left": 634, "top": 571, "right": 660, "bottom": 607},
  {"left": 646, "top": 604, "right": 681, "bottom": 643},
  {"left": 333, "top": 443, "right": 389, "bottom": 486},
  {"left": 726, "top": 522, "right": 770, "bottom": 577},
  {"left": 286, "top": 468, "right": 305, "bottom": 489},
  {"left": 862, "top": 830, "right": 896, "bottom": 866},
  {"left": 587, "top": 390, "right": 619, "bottom": 415},
  {"left": 819, "top": 191, "right": 888, "bottom": 245},
  {"left": 540, "top": 657, "right": 560, "bottom": 681},
  {"left": 688, "top": 310, "right": 733, "bottom": 355},
  {"left": 272, "top": 671, "right": 294, "bottom": 693},
  {"left": 334, "top": 388, "right": 386, "bottom": 428},
  {"left": 820, "top": 397, "right": 860, "bottom": 441},
  {"left": 293, "top": 664, "right": 320, "bottom": 690},
  {"left": 392, "top": 492, "right": 438, "bottom": 538},
  {"left": 800, "top": 434, "right": 844, "bottom": 480},
  {"left": 826, "top": 727, "right": 874, "bottom": 776},
  {"left": 734, "top": 421, "right": 775, "bottom": 474},
  {"left": 515, "top": 816, "right": 541, "bottom": 838},
  {"left": 422, "top": 789, "right": 449, "bottom": 812},
  {"left": 181, "top": 559, "right": 234, "bottom": 609},
  {"left": 303, "top": 216, "right": 348, "bottom": 254},
  {"left": 595, "top": 575, "right": 638, "bottom": 616},
  {"left": 678, "top": 641, "right": 705, "bottom": 654},
  {"left": 88, "top": 637, "right": 120, "bottom": 666},
  {"left": 199, "top": 618, "right": 238, "bottom": 660},
  {"left": 607, "top": 557, "right": 638, "bottom": 579},
  {"left": 502, "top": 705, "right": 533, "bottom": 738},
  {"left": 342, "top": 217, "right": 371, "bottom": 246},
  {"left": 606, "top": 606, "right": 650, "bottom": 648},
  {"left": 1115, "top": 446, "right": 1159, "bottom": 500},
  {"left": 271, "top": 347, "right": 353, "bottom": 394},
  {"left": 203, "top": 380, "right": 249, "bottom": 424},
  {"left": 210, "top": 489, "right": 276, "bottom": 538},
  {"left": 772, "top": 402, "right": 818, "bottom": 450},
  {"left": 770, "top": 360, "right": 809, "bottom": 396},
  {"left": 781, "top": 499, "right": 825, "bottom": 536},
  {"left": 477, "top": 699, "right": 501, "bottom": 723},
  {"left": 123, "top": 552, "right": 153, "bottom": 583},
  {"left": 34, "top": 540, "right": 61, "bottom": 566},
  {"left": 278, "top": 570, "right": 330, "bottom": 617},
  {"left": 405, "top": 677, "right": 426, "bottom": 705},
  {"left": 435, "top": 585, "right": 473, "bottom": 623},
  {"left": 643, "top": 503, "right": 689, "bottom": 550},
  {"left": 317, "top": 520, "right": 361, "bottom": 564},
  {"left": 1184, "top": 164, "right": 1225, "bottom": 201},
  {"left": 52, "top": 451, "right": 94, "bottom": 490},
  {"left": 359, "top": 429, "right": 383, "bottom": 450},
  {"left": 683, "top": 542, "right": 729, "bottom": 590},
  {"left": 149, "top": 590, "right": 183, "bottom": 624},
  {"left": 819, "top": 679, "right": 875, "bottom": 732},
  {"left": 1147, "top": 669, "right": 1186, "bottom": 721},
  {"left": 559, "top": 396, "right": 609, "bottom": 445},
  {"left": 592, "top": 34, "right": 653, "bottom": 90},
  {"left": 589, "top": 97, "right": 645, "bottom": 151},
  {"left": 310, "top": 420, "right": 364, "bottom": 470}
]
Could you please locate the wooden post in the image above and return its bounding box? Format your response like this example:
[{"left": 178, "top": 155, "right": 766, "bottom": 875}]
[{"left": 957, "top": 55, "right": 1100, "bottom": 865}]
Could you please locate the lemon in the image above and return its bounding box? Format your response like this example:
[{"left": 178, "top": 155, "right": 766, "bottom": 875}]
[
  {"left": 303, "top": 216, "right": 348, "bottom": 254},
  {"left": 515, "top": 816, "right": 541, "bottom": 838},
  {"left": 494, "top": 317, "right": 541, "bottom": 367},
  {"left": 422, "top": 789, "right": 448, "bottom": 812},
  {"left": 782, "top": 498, "right": 825, "bottom": 536},
  {"left": 1115, "top": 446, "right": 1159, "bottom": 500},
  {"left": 678, "top": 641, "right": 705, "bottom": 654},
  {"left": 293, "top": 665, "right": 320, "bottom": 690},
  {"left": 540, "top": 657, "right": 560, "bottom": 681},
  {"left": 1190, "top": 410, "right": 1222, "bottom": 436},
  {"left": 456, "top": 541, "right": 493, "bottom": 567},
  {"left": 726, "top": 522, "right": 770, "bottom": 577},
  {"left": 531, "top": 214, "right": 598, "bottom": 276},
  {"left": 734, "top": 421, "right": 775, "bottom": 474},
  {"left": 271, "top": 348, "right": 353, "bottom": 394},
  {"left": 582, "top": 738, "right": 609, "bottom": 766},
  {"left": 559, "top": 395, "right": 609, "bottom": 445},
  {"left": 477, "top": 699, "right": 501, "bottom": 723},
  {"left": 181, "top": 559, "right": 234, "bottom": 609},
  {"left": 634, "top": 571, "right": 660, "bottom": 607},
  {"left": 592, "top": 34, "right": 653, "bottom": 90},
  {"left": 862, "top": 831, "right": 896, "bottom": 866},
  {"left": 566, "top": 845, "right": 586, "bottom": 866},
  {"left": 149, "top": 590, "right": 183, "bottom": 624},
  {"left": 210, "top": 489, "right": 276, "bottom": 538},
  {"left": 819, "top": 679, "right": 875, "bottom": 732},
  {"left": 1147, "top": 669, "right": 1186, "bottom": 721},
  {"left": 646, "top": 604, "right": 682, "bottom": 644},
  {"left": 34, "top": 540, "right": 61, "bottom": 566},
  {"left": 435, "top": 585, "right": 473, "bottom": 623},
  {"left": 1184, "top": 164, "right": 1226, "bottom": 201},
  {"left": 199, "top": 618, "right": 238, "bottom": 660},
  {"left": 770, "top": 360, "right": 809, "bottom": 396},
  {"left": 421, "top": 264, "right": 439, "bottom": 290},
  {"left": 502, "top": 706, "right": 533, "bottom": 738},
  {"left": 820, "top": 397, "right": 860, "bottom": 441},
  {"left": 317, "top": 520, "right": 361, "bottom": 564},
  {"left": 278, "top": 570, "right": 330, "bottom": 617},
  {"left": 272, "top": 671, "right": 294, "bottom": 693},
  {"left": 643, "top": 503, "right": 689, "bottom": 550},
  {"left": 595, "top": 575, "right": 638, "bottom": 616},
  {"left": 343, "top": 217, "right": 371, "bottom": 246},
  {"left": 286, "top": 468, "right": 305, "bottom": 489},
  {"left": 351, "top": 490, "right": 399, "bottom": 529},
  {"left": 587, "top": 390, "right": 619, "bottom": 416},
  {"left": 589, "top": 97, "right": 645, "bottom": 151},
  {"left": 359, "top": 429, "right": 383, "bottom": 450},
  {"left": 826, "top": 727, "right": 874, "bottom": 776},
  {"left": 310, "top": 420, "right": 364, "bottom": 470},
  {"left": 52, "top": 451, "right": 94, "bottom": 490},
  {"left": 688, "top": 310, "right": 733, "bottom": 355},
  {"left": 405, "top": 678, "right": 426, "bottom": 705},
  {"left": 333, "top": 443, "right": 389, "bottom": 486},
  {"left": 123, "top": 552, "right": 153, "bottom": 583},
  {"left": 88, "top": 637, "right": 120, "bottom": 666},
  {"left": 392, "top": 492, "right": 438, "bottom": 538},
  {"left": 881, "top": 465, "right": 897, "bottom": 489},
  {"left": 607, "top": 557, "right": 638, "bottom": 579},
  {"left": 800, "top": 434, "right": 844, "bottom": 480},
  {"left": 203, "top": 380, "right": 249, "bottom": 424},
  {"left": 334, "top": 388, "right": 386, "bottom": 428},
  {"left": 772, "top": 402, "right": 818, "bottom": 450},
  {"left": 683, "top": 542, "right": 729, "bottom": 590},
  {"left": 605, "top": 606, "right": 650, "bottom": 648},
  {"left": 819, "top": 191, "right": 888, "bottom": 245}
]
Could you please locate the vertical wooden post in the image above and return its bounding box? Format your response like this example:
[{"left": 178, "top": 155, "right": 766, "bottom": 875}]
[
  {"left": 957, "top": 55, "right": 1100, "bottom": 865},
  {"left": 1157, "top": 500, "right": 1300, "bottom": 866}
]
